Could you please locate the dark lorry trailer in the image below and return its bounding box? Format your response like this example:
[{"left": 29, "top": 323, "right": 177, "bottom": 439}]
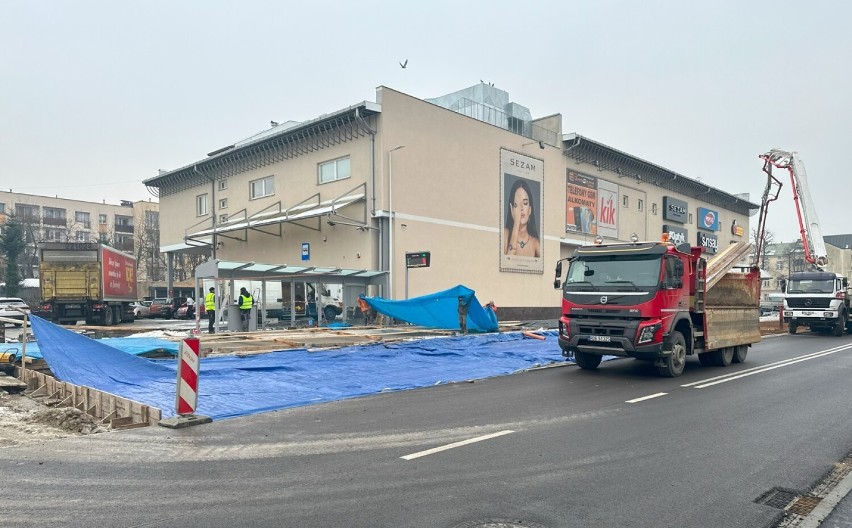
[{"left": 37, "top": 243, "right": 138, "bottom": 326}]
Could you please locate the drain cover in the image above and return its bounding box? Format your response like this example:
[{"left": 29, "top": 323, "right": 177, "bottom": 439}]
[
  {"left": 787, "top": 495, "right": 822, "bottom": 516},
  {"left": 452, "top": 520, "right": 547, "bottom": 528},
  {"left": 755, "top": 487, "right": 799, "bottom": 509}
]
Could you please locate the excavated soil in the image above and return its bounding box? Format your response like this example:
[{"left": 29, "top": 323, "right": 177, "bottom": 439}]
[{"left": 0, "top": 390, "right": 106, "bottom": 447}]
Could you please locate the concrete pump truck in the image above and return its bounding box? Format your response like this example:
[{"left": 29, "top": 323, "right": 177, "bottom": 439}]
[{"left": 761, "top": 149, "right": 852, "bottom": 336}]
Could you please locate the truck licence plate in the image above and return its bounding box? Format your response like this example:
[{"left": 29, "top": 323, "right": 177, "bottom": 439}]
[
  {"left": 588, "top": 335, "right": 611, "bottom": 342},
  {"left": 801, "top": 311, "right": 814, "bottom": 316}
]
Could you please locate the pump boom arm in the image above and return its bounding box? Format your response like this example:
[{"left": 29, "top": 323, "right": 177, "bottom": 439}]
[{"left": 760, "top": 149, "right": 828, "bottom": 270}]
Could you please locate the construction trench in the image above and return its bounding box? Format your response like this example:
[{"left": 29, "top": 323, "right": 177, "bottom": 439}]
[{"left": 2, "top": 314, "right": 564, "bottom": 430}]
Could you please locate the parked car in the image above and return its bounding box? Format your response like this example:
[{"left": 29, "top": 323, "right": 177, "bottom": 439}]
[
  {"left": 175, "top": 302, "right": 205, "bottom": 320},
  {"left": 149, "top": 298, "right": 173, "bottom": 319},
  {"left": 131, "top": 300, "right": 152, "bottom": 319},
  {"left": 0, "top": 297, "right": 31, "bottom": 327}
]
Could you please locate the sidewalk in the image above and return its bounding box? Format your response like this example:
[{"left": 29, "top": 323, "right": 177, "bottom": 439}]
[{"left": 801, "top": 465, "right": 852, "bottom": 528}]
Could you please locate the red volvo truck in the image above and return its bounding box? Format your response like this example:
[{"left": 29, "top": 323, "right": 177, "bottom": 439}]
[{"left": 553, "top": 238, "right": 761, "bottom": 377}]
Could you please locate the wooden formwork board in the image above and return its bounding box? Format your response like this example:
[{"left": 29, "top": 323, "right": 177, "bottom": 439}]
[{"left": 19, "top": 369, "right": 161, "bottom": 427}]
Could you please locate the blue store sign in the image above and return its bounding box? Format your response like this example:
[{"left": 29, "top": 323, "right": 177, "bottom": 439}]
[
  {"left": 697, "top": 206, "right": 719, "bottom": 231},
  {"left": 301, "top": 242, "right": 310, "bottom": 261}
]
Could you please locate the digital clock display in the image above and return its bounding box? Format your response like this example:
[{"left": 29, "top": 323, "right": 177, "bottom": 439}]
[{"left": 405, "top": 251, "right": 431, "bottom": 268}]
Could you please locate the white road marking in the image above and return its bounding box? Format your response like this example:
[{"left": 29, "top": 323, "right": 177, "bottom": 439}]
[
  {"left": 400, "top": 430, "right": 515, "bottom": 461},
  {"left": 626, "top": 392, "right": 668, "bottom": 403},
  {"left": 683, "top": 343, "right": 852, "bottom": 389}
]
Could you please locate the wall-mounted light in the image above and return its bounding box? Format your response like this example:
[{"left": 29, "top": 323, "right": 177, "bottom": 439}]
[{"left": 522, "top": 140, "right": 545, "bottom": 150}]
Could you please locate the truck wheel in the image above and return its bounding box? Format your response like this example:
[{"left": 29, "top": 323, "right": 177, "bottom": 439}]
[
  {"left": 732, "top": 345, "right": 748, "bottom": 363},
  {"left": 103, "top": 307, "right": 114, "bottom": 326},
  {"left": 574, "top": 351, "right": 602, "bottom": 370},
  {"left": 788, "top": 321, "right": 797, "bottom": 334},
  {"left": 712, "top": 347, "right": 733, "bottom": 367},
  {"left": 657, "top": 330, "right": 686, "bottom": 377},
  {"left": 834, "top": 311, "right": 846, "bottom": 336},
  {"left": 323, "top": 305, "right": 338, "bottom": 323}
]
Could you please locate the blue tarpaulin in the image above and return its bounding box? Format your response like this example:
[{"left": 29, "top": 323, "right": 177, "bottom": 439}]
[
  {"left": 7, "top": 336, "right": 179, "bottom": 360},
  {"left": 361, "top": 285, "right": 498, "bottom": 332},
  {"left": 29, "top": 315, "right": 565, "bottom": 420}
]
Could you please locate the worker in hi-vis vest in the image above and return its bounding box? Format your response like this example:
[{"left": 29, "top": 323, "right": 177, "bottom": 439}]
[
  {"left": 238, "top": 287, "right": 253, "bottom": 331},
  {"left": 204, "top": 287, "right": 217, "bottom": 334}
]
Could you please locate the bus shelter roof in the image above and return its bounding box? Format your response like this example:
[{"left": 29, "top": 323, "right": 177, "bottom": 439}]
[{"left": 195, "top": 259, "right": 388, "bottom": 288}]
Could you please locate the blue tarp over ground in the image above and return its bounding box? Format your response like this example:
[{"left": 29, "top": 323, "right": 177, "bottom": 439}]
[
  {"left": 361, "top": 285, "right": 498, "bottom": 332},
  {"left": 7, "top": 336, "right": 179, "bottom": 360},
  {"left": 29, "top": 315, "right": 565, "bottom": 420}
]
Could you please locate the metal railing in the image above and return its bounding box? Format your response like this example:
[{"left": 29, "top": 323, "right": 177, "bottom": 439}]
[{"left": 447, "top": 98, "right": 560, "bottom": 147}]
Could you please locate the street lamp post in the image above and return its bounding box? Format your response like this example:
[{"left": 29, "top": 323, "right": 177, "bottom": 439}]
[{"left": 388, "top": 145, "right": 406, "bottom": 299}]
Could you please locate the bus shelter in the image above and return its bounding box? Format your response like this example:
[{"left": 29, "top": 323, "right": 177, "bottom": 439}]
[{"left": 194, "top": 259, "right": 388, "bottom": 331}]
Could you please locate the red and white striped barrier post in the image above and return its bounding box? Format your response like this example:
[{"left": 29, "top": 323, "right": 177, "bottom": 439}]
[
  {"left": 159, "top": 337, "right": 211, "bottom": 428},
  {"left": 176, "top": 337, "right": 200, "bottom": 415}
]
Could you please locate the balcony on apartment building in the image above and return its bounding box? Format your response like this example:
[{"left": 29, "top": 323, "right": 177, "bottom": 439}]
[
  {"left": 114, "top": 240, "right": 135, "bottom": 253},
  {"left": 114, "top": 223, "right": 135, "bottom": 234},
  {"left": 42, "top": 216, "right": 68, "bottom": 227}
]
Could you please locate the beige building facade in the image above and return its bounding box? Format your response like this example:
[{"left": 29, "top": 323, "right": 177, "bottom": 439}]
[{"left": 145, "top": 85, "right": 757, "bottom": 320}]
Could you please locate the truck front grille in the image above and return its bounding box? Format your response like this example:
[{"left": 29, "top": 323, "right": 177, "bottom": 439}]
[
  {"left": 577, "top": 325, "right": 626, "bottom": 337},
  {"left": 786, "top": 298, "right": 832, "bottom": 309}
]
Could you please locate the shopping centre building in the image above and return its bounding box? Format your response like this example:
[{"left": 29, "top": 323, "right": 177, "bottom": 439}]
[{"left": 144, "top": 84, "right": 757, "bottom": 320}]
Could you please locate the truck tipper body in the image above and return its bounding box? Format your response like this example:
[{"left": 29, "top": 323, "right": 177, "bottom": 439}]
[
  {"left": 38, "top": 243, "right": 137, "bottom": 325},
  {"left": 553, "top": 239, "right": 761, "bottom": 377}
]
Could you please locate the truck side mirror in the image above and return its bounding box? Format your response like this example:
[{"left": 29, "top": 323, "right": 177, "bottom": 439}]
[{"left": 554, "top": 261, "right": 562, "bottom": 289}]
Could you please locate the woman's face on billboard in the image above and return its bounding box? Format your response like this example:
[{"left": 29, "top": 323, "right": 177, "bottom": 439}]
[{"left": 511, "top": 186, "right": 531, "bottom": 226}]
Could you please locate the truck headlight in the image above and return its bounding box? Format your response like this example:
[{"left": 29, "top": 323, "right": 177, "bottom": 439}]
[
  {"left": 637, "top": 322, "right": 662, "bottom": 344},
  {"left": 824, "top": 312, "right": 835, "bottom": 318}
]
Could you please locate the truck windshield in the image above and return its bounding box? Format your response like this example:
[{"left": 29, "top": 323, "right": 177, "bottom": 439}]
[
  {"left": 565, "top": 255, "right": 661, "bottom": 291},
  {"left": 786, "top": 279, "right": 835, "bottom": 294}
]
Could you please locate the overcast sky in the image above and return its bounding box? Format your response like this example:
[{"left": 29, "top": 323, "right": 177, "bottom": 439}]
[{"left": 2, "top": 1, "right": 848, "bottom": 243}]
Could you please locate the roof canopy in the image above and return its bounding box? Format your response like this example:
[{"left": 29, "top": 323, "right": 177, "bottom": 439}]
[{"left": 195, "top": 259, "right": 388, "bottom": 288}]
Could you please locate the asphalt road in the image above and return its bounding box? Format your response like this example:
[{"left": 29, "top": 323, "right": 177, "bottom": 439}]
[{"left": 1, "top": 331, "right": 851, "bottom": 528}]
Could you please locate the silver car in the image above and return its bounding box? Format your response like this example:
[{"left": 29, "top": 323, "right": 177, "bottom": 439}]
[{"left": 0, "top": 297, "right": 31, "bottom": 327}]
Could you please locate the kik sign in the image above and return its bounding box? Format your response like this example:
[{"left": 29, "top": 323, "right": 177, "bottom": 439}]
[{"left": 697, "top": 207, "right": 719, "bottom": 231}]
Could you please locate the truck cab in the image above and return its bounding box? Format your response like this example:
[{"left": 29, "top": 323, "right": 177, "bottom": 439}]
[{"left": 783, "top": 271, "right": 851, "bottom": 336}]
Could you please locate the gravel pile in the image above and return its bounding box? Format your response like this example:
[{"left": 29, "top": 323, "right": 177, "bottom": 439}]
[{"left": 23, "top": 407, "right": 106, "bottom": 435}]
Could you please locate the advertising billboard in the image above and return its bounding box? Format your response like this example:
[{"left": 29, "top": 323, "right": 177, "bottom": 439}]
[
  {"left": 101, "top": 246, "right": 138, "bottom": 300},
  {"left": 596, "top": 179, "right": 618, "bottom": 239},
  {"left": 565, "top": 170, "right": 597, "bottom": 235},
  {"left": 501, "top": 149, "right": 544, "bottom": 274}
]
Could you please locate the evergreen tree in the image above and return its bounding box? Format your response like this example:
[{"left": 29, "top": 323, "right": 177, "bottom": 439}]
[{"left": 0, "top": 215, "right": 26, "bottom": 297}]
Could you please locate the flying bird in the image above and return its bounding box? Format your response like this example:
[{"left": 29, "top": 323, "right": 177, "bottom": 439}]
[{"left": 399, "top": 59, "right": 408, "bottom": 69}]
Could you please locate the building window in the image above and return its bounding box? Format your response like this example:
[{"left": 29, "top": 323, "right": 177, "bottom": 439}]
[
  {"left": 776, "top": 261, "right": 784, "bottom": 270},
  {"left": 0, "top": 203, "right": 5, "bottom": 214},
  {"left": 44, "top": 207, "right": 65, "bottom": 219},
  {"left": 76, "top": 231, "right": 89, "bottom": 241},
  {"left": 219, "top": 214, "right": 228, "bottom": 224},
  {"left": 75, "top": 211, "right": 91, "bottom": 229},
  {"left": 219, "top": 198, "right": 228, "bottom": 209},
  {"left": 651, "top": 203, "right": 658, "bottom": 215},
  {"left": 99, "top": 213, "right": 108, "bottom": 225},
  {"left": 16, "top": 204, "right": 40, "bottom": 222},
  {"left": 45, "top": 228, "right": 64, "bottom": 241},
  {"left": 622, "top": 195, "right": 629, "bottom": 208},
  {"left": 637, "top": 199, "right": 644, "bottom": 212},
  {"left": 319, "top": 157, "right": 351, "bottom": 184},
  {"left": 688, "top": 213, "right": 693, "bottom": 224},
  {"left": 196, "top": 194, "right": 209, "bottom": 216},
  {"left": 250, "top": 176, "right": 275, "bottom": 199},
  {"left": 145, "top": 211, "right": 159, "bottom": 230},
  {"left": 218, "top": 179, "right": 228, "bottom": 191}
]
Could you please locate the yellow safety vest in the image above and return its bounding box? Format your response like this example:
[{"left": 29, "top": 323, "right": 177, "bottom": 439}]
[
  {"left": 204, "top": 292, "right": 216, "bottom": 310},
  {"left": 239, "top": 294, "right": 253, "bottom": 310}
]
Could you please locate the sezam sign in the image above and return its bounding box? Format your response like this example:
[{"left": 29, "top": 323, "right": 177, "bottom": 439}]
[{"left": 663, "top": 196, "right": 688, "bottom": 223}]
